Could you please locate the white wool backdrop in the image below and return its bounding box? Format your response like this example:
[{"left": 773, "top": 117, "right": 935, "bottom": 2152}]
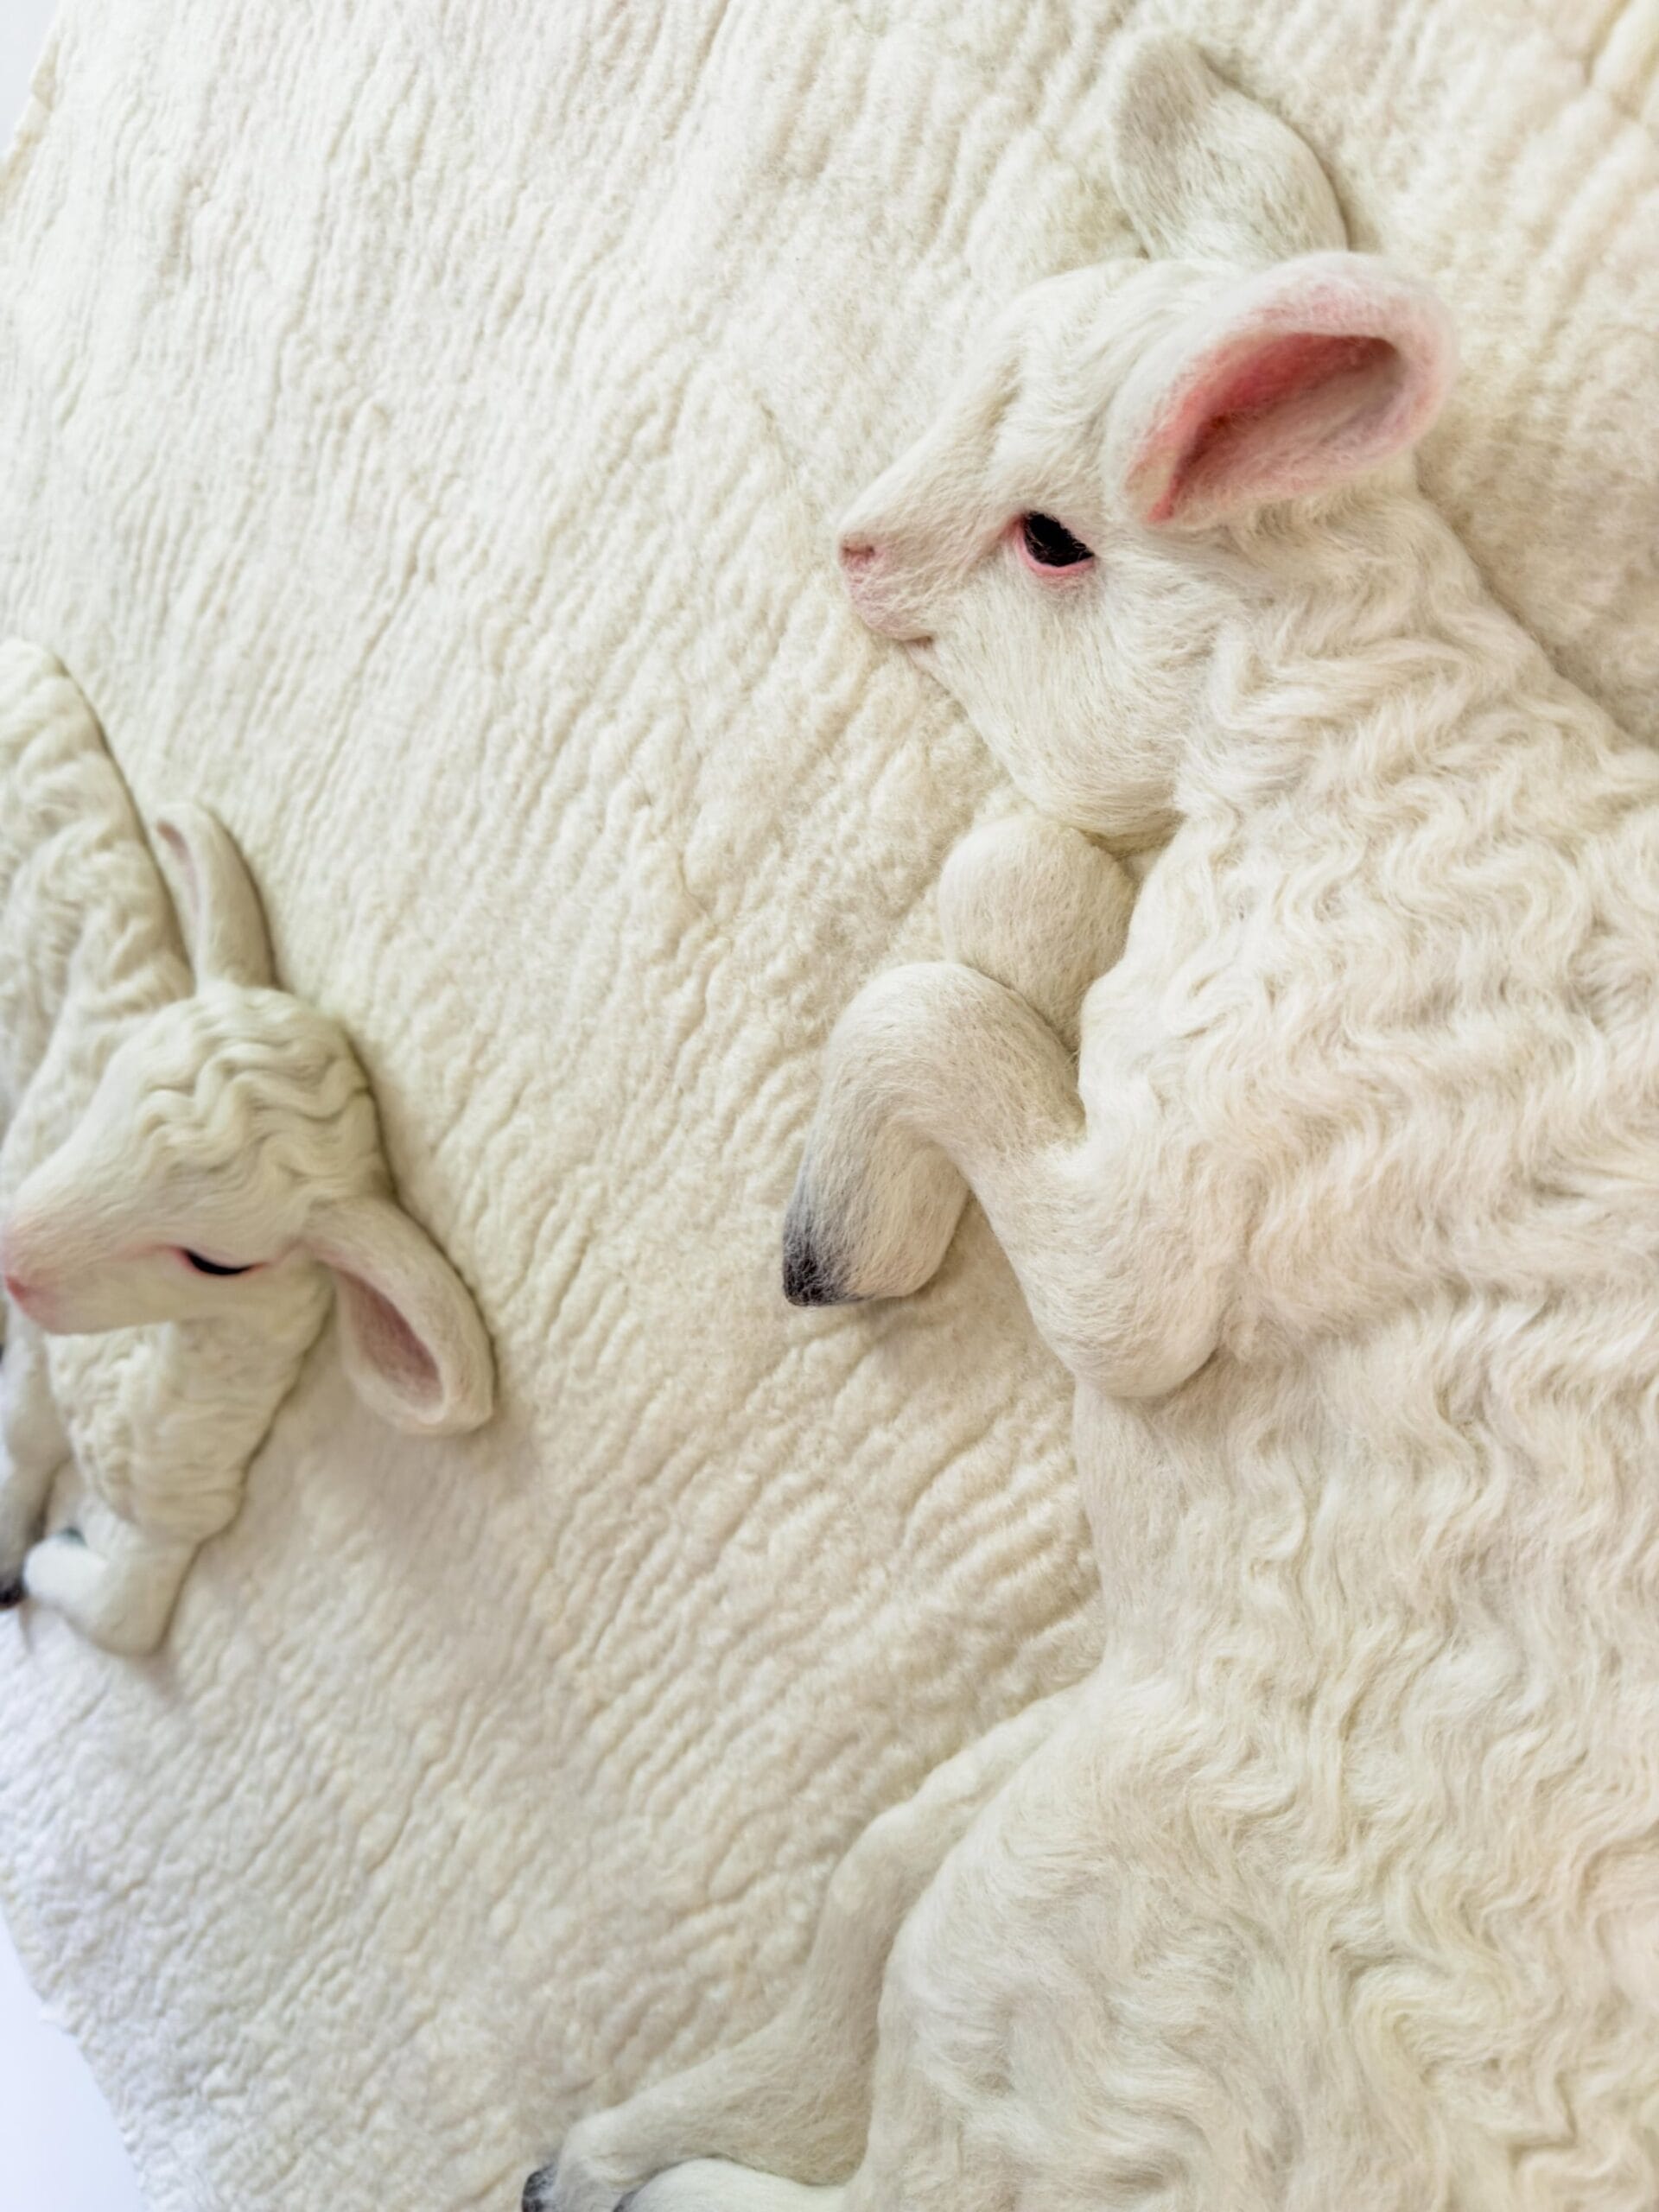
[{"left": 0, "top": 1, "right": 1656, "bottom": 2208}]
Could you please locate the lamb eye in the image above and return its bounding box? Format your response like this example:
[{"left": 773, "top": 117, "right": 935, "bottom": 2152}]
[
  {"left": 181, "top": 1250, "right": 253, "bottom": 1277},
  {"left": 1020, "top": 513, "right": 1094, "bottom": 569}
]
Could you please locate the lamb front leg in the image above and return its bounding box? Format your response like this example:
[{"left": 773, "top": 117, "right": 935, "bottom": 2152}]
[
  {"left": 785, "top": 963, "right": 1219, "bottom": 1397},
  {"left": 0, "top": 1313, "right": 67, "bottom": 1604},
  {"left": 938, "top": 814, "right": 1135, "bottom": 1052},
  {"left": 24, "top": 1496, "right": 195, "bottom": 1656}
]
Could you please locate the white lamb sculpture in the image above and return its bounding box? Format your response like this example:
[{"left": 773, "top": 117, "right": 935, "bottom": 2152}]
[
  {"left": 530, "top": 35, "right": 1659, "bottom": 2212},
  {"left": 0, "top": 641, "right": 493, "bottom": 1656}
]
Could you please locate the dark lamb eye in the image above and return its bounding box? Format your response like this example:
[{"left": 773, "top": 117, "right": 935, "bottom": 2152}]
[
  {"left": 1020, "top": 513, "right": 1094, "bottom": 569},
  {"left": 182, "top": 1251, "right": 254, "bottom": 1277}
]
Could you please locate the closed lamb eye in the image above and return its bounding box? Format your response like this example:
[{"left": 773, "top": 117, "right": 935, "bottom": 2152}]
[
  {"left": 179, "top": 1249, "right": 256, "bottom": 1277},
  {"left": 1018, "top": 512, "right": 1095, "bottom": 571}
]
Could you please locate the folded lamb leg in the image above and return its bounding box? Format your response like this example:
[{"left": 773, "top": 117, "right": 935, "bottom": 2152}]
[
  {"left": 785, "top": 958, "right": 1221, "bottom": 1395},
  {"left": 938, "top": 813, "right": 1136, "bottom": 1052},
  {"left": 783, "top": 961, "right": 1085, "bottom": 1310},
  {"left": 0, "top": 1313, "right": 67, "bottom": 1602},
  {"left": 23, "top": 1496, "right": 194, "bottom": 1656},
  {"left": 624, "top": 2166, "right": 842, "bottom": 2211},
  {"left": 527, "top": 1682, "right": 1084, "bottom": 2212}
]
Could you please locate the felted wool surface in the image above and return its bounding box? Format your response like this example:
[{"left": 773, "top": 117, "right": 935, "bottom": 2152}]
[{"left": 1, "top": 1, "right": 1656, "bottom": 2206}]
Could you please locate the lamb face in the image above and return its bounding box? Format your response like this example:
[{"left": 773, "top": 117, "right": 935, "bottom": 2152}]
[
  {"left": 837, "top": 257, "right": 1228, "bottom": 843},
  {"left": 0, "top": 963, "right": 494, "bottom": 1440},
  {"left": 0, "top": 984, "right": 380, "bottom": 1335},
  {"left": 835, "top": 31, "right": 1452, "bottom": 848}
]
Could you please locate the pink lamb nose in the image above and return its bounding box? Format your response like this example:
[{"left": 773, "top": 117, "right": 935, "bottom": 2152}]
[
  {"left": 3, "top": 1273, "right": 31, "bottom": 1305},
  {"left": 838, "top": 536, "right": 880, "bottom": 577}
]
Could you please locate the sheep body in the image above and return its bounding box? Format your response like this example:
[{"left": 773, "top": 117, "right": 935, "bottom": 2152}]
[
  {"left": 530, "top": 37, "right": 1659, "bottom": 2212},
  {"left": 0, "top": 640, "right": 491, "bottom": 1653}
]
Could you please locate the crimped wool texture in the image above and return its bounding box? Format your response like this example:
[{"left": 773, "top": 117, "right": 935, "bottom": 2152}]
[{"left": 0, "top": 2, "right": 1656, "bottom": 2208}]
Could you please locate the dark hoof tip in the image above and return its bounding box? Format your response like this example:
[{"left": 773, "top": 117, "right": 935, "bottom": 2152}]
[
  {"left": 782, "top": 1232, "right": 855, "bottom": 1307},
  {"left": 0, "top": 1578, "right": 24, "bottom": 1611},
  {"left": 522, "top": 2167, "right": 555, "bottom": 2212}
]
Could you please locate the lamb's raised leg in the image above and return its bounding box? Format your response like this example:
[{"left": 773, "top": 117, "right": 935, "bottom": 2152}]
[
  {"left": 23, "top": 1495, "right": 194, "bottom": 1655},
  {"left": 784, "top": 962, "right": 1218, "bottom": 1397},
  {"left": 0, "top": 1313, "right": 67, "bottom": 1604},
  {"left": 938, "top": 814, "right": 1135, "bottom": 1052},
  {"left": 626, "top": 2171, "right": 842, "bottom": 2211},
  {"left": 524, "top": 1682, "right": 1083, "bottom": 2212}
]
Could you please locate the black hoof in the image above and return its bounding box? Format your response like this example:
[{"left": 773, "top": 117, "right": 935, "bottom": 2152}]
[
  {"left": 781, "top": 1186, "right": 861, "bottom": 1307},
  {"left": 522, "top": 2166, "right": 555, "bottom": 2212},
  {"left": 0, "top": 1577, "right": 24, "bottom": 1611},
  {"left": 782, "top": 1227, "right": 857, "bottom": 1306}
]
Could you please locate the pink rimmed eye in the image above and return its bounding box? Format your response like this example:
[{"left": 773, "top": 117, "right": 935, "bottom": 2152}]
[
  {"left": 1016, "top": 513, "right": 1095, "bottom": 573},
  {"left": 178, "top": 1249, "right": 257, "bottom": 1277}
]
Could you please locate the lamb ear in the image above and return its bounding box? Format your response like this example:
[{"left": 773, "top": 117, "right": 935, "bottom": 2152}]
[
  {"left": 1107, "top": 33, "right": 1347, "bottom": 266},
  {"left": 151, "top": 803, "right": 274, "bottom": 988},
  {"left": 306, "top": 1194, "right": 494, "bottom": 1436},
  {"left": 1112, "top": 253, "right": 1455, "bottom": 530}
]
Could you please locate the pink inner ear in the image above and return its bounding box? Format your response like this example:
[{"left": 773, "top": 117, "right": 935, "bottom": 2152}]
[
  {"left": 340, "top": 1271, "right": 441, "bottom": 1406},
  {"left": 1149, "top": 331, "right": 1399, "bottom": 523}
]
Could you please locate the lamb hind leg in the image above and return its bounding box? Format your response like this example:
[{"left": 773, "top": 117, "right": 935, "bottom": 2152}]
[{"left": 525, "top": 1682, "right": 1083, "bottom": 2212}]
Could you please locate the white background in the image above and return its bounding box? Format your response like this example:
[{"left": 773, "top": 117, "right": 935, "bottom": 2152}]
[
  {"left": 1, "top": 0, "right": 54, "bottom": 138},
  {"left": 3, "top": 3, "right": 151, "bottom": 2206}
]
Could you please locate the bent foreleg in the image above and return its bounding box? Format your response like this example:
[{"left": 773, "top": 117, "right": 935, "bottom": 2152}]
[
  {"left": 785, "top": 963, "right": 1219, "bottom": 1395},
  {"left": 938, "top": 815, "right": 1135, "bottom": 1052},
  {"left": 784, "top": 963, "right": 1084, "bottom": 1309}
]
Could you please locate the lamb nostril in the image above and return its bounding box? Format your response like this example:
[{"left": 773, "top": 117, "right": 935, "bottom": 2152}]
[{"left": 839, "top": 537, "right": 880, "bottom": 574}]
